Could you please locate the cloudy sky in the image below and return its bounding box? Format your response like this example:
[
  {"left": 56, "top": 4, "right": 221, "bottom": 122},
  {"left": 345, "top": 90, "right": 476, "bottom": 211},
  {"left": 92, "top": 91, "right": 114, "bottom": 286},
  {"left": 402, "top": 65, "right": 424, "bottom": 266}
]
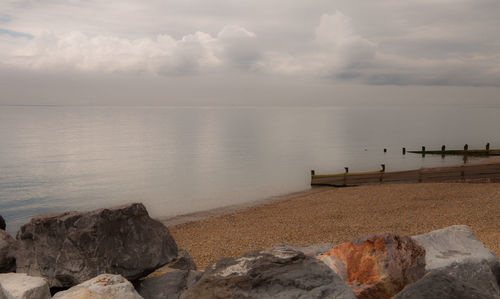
[{"left": 1, "top": 0, "right": 499, "bottom": 105}]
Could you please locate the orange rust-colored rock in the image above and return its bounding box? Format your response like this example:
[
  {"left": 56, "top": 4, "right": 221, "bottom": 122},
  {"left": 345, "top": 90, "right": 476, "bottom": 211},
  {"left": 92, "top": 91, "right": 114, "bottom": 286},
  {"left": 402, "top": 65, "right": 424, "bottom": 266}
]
[{"left": 318, "top": 232, "right": 425, "bottom": 299}]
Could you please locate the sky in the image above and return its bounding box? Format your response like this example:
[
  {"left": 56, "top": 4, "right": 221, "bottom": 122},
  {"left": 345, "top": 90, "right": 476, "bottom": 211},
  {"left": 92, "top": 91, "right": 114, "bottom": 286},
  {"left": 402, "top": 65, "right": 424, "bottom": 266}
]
[{"left": 1, "top": 0, "right": 499, "bottom": 106}]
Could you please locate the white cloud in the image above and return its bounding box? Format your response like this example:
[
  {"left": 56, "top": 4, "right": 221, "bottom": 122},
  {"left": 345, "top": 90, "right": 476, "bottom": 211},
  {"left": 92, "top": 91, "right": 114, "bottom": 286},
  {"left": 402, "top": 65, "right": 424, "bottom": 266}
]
[{"left": 0, "top": 25, "right": 259, "bottom": 75}]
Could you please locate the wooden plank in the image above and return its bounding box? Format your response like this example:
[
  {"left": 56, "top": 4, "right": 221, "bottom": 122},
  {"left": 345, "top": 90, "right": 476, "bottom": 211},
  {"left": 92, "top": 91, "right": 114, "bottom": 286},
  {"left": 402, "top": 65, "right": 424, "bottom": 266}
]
[{"left": 346, "top": 174, "right": 381, "bottom": 185}]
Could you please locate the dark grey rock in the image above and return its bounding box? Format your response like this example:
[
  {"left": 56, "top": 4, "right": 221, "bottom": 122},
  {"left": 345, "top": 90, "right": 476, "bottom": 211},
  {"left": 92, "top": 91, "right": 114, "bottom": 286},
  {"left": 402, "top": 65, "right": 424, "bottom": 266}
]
[
  {"left": 0, "top": 216, "right": 5, "bottom": 231},
  {"left": 137, "top": 267, "right": 203, "bottom": 299},
  {"left": 180, "top": 246, "right": 356, "bottom": 299},
  {"left": 441, "top": 261, "right": 500, "bottom": 297},
  {"left": 0, "top": 230, "right": 15, "bottom": 273},
  {"left": 394, "top": 270, "right": 500, "bottom": 299},
  {"left": 15, "top": 203, "right": 178, "bottom": 288},
  {"left": 185, "top": 270, "right": 203, "bottom": 288},
  {"left": 493, "top": 262, "right": 500, "bottom": 289},
  {"left": 136, "top": 247, "right": 199, "bottom": 298},
  {"left": 168, "top": 248, "right": 197, "bottom": 271},
  {"left": 272, "top": 243, "right": 334, "bottom": 258}
]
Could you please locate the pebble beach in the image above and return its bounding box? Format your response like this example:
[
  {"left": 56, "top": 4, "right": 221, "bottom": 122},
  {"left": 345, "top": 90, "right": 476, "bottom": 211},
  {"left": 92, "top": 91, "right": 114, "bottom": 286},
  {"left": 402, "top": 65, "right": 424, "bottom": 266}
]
[{"left": 166, "top": 182, "right": 500, "bottom": 269}]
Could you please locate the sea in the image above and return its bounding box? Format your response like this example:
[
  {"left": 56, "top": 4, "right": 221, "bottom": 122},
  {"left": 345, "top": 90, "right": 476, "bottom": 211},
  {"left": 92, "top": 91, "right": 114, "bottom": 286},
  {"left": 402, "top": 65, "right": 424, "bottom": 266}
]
[{"left": 1, "top": 105, "right": 500, "bottom": 235}]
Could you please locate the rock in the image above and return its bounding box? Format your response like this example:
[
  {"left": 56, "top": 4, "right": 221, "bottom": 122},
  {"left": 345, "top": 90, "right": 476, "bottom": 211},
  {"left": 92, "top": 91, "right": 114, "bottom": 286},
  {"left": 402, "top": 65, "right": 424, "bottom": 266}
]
[
  {"left": 441, "top": 261, "right": 500, "bottom": 297},
  {"left": 493, "top": 262, "right": 500, "bottom": 288},
  {"left": 0, "top": 231, "right": 15, "bottom": 273},
  {"left": 318, "top": 232, "right": 425, "bottom": 299},
  {"left": 181, "top": 246, "right": 356, "bottom": 299},
  {"left": 52, "top": 274, "right": 143, "bottom": 299},
  {"left": 136, "top": 266, "right": 203, "bottom": 299},
  {"left": 136, "top": 248, "right": 200, "bottom": 298},
  {"left": 168, "top": 248, "right": 197, "bottom": 271},
  {"left": 0, "top": 216, "right": 5, "bottom": 231},
  {"left": 272, "top": 243, "right": 334, "bottom": 258},
  {"left": 15, "top": 203, "right": 178, "bottom": 288},
  {"left": 0, "top": 273, "right": 51, "bottom": 299},
  {"left": 413, "top": 225, "right": 499, "bottom": 272},
  {"left": 393, "top": 270, "right": 500, "bottom": 299}
]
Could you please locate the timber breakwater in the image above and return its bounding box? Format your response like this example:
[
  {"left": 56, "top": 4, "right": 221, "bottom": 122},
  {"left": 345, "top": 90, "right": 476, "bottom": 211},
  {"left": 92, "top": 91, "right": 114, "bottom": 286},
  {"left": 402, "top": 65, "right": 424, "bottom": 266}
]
[
  {"left": 407, "top": 143, "right": 500, "bottom": 156},
  {"left": 1, "top": 203, "right": 500, "bottom": 298},
  {"left": 311, "top": 159, "right": 500, "bottom": 187}
]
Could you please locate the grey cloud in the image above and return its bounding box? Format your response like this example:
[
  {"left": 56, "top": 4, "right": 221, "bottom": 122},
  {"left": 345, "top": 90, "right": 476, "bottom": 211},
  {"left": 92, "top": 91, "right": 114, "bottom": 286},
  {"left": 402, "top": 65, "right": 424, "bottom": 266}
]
[
  {"left": 216, "top": 25, "right": 260, "bottom": 70},
  {"left": 0, "top": 16, "right": 12, "bottom": 23},
  {"left": 1, "top": 0, "right": 500, "bottom": 87}
]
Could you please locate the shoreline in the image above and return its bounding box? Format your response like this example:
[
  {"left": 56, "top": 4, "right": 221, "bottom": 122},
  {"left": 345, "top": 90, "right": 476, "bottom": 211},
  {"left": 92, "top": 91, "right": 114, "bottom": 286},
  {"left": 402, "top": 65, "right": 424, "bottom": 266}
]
[
  {"left": 160, "top": 187, "right": 331, "bottom": 227},
  {"left": 162, "top": 156, "right": 500, "bottom": 229}
]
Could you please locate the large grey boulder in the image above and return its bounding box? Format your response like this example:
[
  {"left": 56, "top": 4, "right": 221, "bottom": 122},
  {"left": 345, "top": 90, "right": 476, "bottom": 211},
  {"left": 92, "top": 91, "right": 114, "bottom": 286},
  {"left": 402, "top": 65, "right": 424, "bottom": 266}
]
[
  {"left": 0, "top": 231, "right": 15, "bottom": 273},
  {"left": 180, "top": 246, "right": 356, "bottom": 299},
  {"left": 393, "top": 270, "right": 500, "bottom": 299},
  {"left": 408, "top": 225, "right": 500, "bottom": 298},
  {"left": 0, "top": 273, "right": 51, "bottom": 299},
  {"left": 413, "top": 225, "right": 499, "bottom": 271},
  {"left": 15, "top": 203, "right": 178, "bottom": 288},
  {"left": 136, "top": 265, "right": 203, "bottom": 299},
  {"left": 52, "top": 274, "right": 143, "bottom": 299}
]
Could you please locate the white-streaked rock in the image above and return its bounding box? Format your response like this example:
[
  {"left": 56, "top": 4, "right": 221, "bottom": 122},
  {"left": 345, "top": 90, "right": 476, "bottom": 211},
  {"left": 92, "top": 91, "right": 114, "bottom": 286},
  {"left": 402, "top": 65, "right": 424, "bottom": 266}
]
[
  {"left": 272, "top": 243, "right": 334, "bottom": 258},
  {"left": 0, "top": 273, "right": 50, "bottom": 299},
  {"left": 52, "top": 274, "right": 143, "bottom": 299},
  {"left": 413, "top": 225, "right": 499, "bottom": 271},
  {"left": 181, "top": 247, "right": 356, "bottom": 299}
]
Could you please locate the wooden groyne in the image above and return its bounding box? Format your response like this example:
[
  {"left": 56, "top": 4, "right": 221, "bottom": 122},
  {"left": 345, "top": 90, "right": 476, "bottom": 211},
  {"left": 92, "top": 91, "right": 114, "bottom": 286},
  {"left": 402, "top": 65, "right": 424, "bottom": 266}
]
[
  {"left": 311, "top": 160, "right": 500, "bottom": 187},
  {"left": 409, "top": 149, "right": 500, "bottom": 156},
  {"left": 407, "top": 143, "right": 500, "bottom": 156}
]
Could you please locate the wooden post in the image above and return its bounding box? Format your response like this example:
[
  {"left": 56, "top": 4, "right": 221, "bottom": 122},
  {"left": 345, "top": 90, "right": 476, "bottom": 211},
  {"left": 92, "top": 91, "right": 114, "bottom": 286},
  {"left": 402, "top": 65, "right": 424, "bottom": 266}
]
[
  {"left": 379, "top": 164, "right": 384, "bottom": 182},
  {"left": 486, "top": 143, "right": 490, "bottom": 151},
  {"left": 402, "top": 147, "right": 406, "bottom": 155},
  {"left": 464, "top": 144, "right": 469, "bottom": 151},
  {"left": 422, "top": 146, "right": 426, "bottom": 157},
  {"left": 441, "top": 145, "right": 446, "bottom": 152}
]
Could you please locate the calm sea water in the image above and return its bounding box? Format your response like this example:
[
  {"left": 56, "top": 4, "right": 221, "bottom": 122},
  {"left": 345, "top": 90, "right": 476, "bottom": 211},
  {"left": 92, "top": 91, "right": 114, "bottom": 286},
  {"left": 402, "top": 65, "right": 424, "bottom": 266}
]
[{"left": 1, "top": 105, "right": 499, "bottom": 235}]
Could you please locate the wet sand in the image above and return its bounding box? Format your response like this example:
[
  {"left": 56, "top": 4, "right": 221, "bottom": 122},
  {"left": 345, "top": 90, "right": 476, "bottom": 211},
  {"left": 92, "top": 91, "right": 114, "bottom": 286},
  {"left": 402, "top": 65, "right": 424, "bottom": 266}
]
[{"left": 165, "top": 182, "right": 500, "bottom": 269}]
